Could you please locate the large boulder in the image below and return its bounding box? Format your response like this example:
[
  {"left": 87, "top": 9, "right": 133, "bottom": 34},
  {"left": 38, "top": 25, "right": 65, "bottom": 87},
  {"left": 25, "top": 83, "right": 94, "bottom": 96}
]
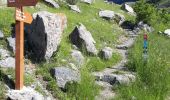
[
  {"left": 43, "top": 0, "right": 59, "bottom": 8},
  {"left": 0, "top": 30, "right": 4, "bottom": 39},
  {"left": 51, "top": 67, "right": 80, "bottom": 88},
  {"left": 7, "top": 37, "right": 15, "bottom": 53},
  {"left": 164, "top": 29, "right": 170, "bottom": 36},
  {"left": 99, "top": 10, "right": 115, "bottom": 20},
  {"left": 70, "top": 24, "right": 97, "bottom": 55},
  {"left": 81, "top": 0, "right": 94, "bottom": 4},
  {"left": 122, "top": 3, "right": 134, "bottom": 14},
  {"left": 26, "top": 11, "right": 67, "bottom": 61}
]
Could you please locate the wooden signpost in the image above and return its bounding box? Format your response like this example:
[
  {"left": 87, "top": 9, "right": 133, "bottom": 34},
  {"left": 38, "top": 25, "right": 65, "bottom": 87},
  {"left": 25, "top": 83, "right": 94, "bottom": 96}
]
[{"left": 7, "top": 0, "right": 37, "bottom": 90}]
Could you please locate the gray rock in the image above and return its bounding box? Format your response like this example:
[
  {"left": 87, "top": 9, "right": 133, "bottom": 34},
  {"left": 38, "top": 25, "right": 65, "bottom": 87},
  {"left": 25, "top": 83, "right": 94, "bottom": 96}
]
[
  {"left": 69, "top": 5, "right": 81, "bottom": 13},
  {"left": 99, "top": 10, "right": 115, "bottom": 19},
  {"left": 7, "top": 87, "right": 47, "bottom": 100},
  {"left": 102, "top": 73, "right": 135, "bottom": 85},
  {"left": 122, "top": 4, "right": 134, "bottom": 14},
  {"left": 101, "top": 47, "right": 113, "bottom": 60},
  {"left": 70, "top": 24, "right": 97, "bottom": 55},
  {"left": 115, "top": 13, "right": 125, "bottom": 25},
  {"left": 44, "top": 0, "right": 59, "bottom": 8},
  {"left": 164, "top": 29, "right": 170, "bottom": 36},
  {"left": 0, "top": 57, "right": 15, "bottom": 68},
  {"left": 0, "top": 30, "right": 4, "bottom": 38},
  {"left": 137, "top": 21, "right": 154, "bottom": 32},
  {"left": 26, "top": 11, "right": 67, "bottom": 60},
  {"left": 71, "top": 50, "right": 84, "bottom": 66},
  {"left": 116, "top": 38, "right": 135, "bottom": 50},
  {"left": 7, "top": 37, "right": 15, "bottom": 53},
  {"left": 51, "top": 67, "right": 80, "bottom": 88},
  {"left": 81, "top": 0, "right": 94, "bottom": 4},
  {"left": 0, "top": 48, "right": 10, "bottom": 59}
]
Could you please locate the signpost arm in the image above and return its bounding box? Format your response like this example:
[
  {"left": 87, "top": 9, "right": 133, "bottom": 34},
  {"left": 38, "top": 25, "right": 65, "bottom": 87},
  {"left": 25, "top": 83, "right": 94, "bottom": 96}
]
[{"left": 15, "top": 6, "right": 24, "bottom": 90}]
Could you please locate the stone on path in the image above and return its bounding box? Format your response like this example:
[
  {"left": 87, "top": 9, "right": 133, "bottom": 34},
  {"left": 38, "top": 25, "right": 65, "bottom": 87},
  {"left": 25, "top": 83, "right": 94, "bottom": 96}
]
[
  {"left": 51, "top": 67, "right": 80, "bottom": 88},
  {"left": 26, "top": 11, "right": 67, "bottom": 61},
  {"left": 70, "top": 24, "right": 97, "bottom": 55},
  {"left": 116, "top": 38, "right": 135, "bottom": 50},
  {"left": 101, "top": 47, "right": 113, "bottom": 60}
]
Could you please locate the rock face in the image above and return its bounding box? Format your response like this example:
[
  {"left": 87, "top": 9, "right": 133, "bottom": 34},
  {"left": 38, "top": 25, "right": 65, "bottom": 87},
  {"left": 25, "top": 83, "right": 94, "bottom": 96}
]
[
  {"left": 7, "top": 37, "right": 15, "bottom": 53},
  {"left": 81, "top": 0, "right": 94, "bottom": 4},
  {"left": 7, "top": 87, "right": 48, "bottom": 100},
  {"left": 51, "top": 67, "right": 80, "bottom": 88},
  {"left": 0, "top": 30, "right": 4, "bottom": 39},
  {"left": 70, "top": 24, "right": 97, "bottom": 55},
  {"left": 0, "top": 57, "right": 15, "bottom": 68},
  {"left": 69, "top": 5, "right": 81, "bottom": 13},
  {"left": 122, "top": 3, "right": 134, "bottom": 14},
  {"left": 101, "top": 47, "right": 113, "bottom": 60},
  {"left": 164, "top": 29, "right": 170, "bottom": 36},
  {"left": 99, "top": 10, "right": 115, "bottom": 19},
  {"left": 44, "top": 0, "right": 59, "bottom": 8},
  {"left": 71, "top": 50, "right": 84, "bottom": 66},
  {"left": 26, "top": 11, "right": 67, "bottom": 60}
]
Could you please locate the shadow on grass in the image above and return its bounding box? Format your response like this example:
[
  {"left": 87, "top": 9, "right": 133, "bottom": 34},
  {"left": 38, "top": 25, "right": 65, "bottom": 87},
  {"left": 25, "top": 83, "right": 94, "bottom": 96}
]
[{"left": 0, "top": 69, "right": 15, "bottom": 89}]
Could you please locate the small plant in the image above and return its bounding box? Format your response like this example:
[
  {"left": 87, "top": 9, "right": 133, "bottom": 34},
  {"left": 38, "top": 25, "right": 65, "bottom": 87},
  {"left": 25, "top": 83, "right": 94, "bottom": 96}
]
[{"left": 66, "top": 0, "right": 79, "bottom": 5}]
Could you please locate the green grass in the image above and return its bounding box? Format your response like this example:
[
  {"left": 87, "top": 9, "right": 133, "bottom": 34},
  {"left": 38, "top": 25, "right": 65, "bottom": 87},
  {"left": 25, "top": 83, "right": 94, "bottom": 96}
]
[
  {"left": 116, "top": 33, "right": 170, "bottom": 100},
  {"left": 0, "top": 0, "right": 134, "bottom": 99}
]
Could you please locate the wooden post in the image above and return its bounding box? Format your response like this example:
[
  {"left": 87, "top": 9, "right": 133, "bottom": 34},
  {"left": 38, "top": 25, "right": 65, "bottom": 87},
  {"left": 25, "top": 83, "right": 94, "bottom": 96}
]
[
  {"left": 15, "top": 6, "right": 24, "bottom": 90},
  {"left": 7, "top": 0, "right": 37, "bottom": 90}
]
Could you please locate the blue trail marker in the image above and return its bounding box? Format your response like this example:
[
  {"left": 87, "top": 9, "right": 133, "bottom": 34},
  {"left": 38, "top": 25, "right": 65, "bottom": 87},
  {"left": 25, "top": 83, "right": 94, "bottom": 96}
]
[{"left": 143, "top": 33, "right": 148, "bottom": 62}]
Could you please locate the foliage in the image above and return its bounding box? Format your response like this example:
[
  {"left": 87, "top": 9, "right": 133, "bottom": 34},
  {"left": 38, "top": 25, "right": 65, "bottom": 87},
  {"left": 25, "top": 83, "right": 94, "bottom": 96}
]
[
  {"left": 116, "top": 33, "right": 170, "bottom": 99},
  {"left": 134, "top": 0, "right": 159, "bottom": 25},
  {"left": 66, "top": 67, "right": 99, "bottom": 100}
]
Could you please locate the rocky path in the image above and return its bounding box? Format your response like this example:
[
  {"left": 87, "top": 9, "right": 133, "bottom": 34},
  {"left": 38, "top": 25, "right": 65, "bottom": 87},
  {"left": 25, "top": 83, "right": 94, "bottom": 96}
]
[{"left": 93, "top": 32, "right": 138, "bottom": 100}]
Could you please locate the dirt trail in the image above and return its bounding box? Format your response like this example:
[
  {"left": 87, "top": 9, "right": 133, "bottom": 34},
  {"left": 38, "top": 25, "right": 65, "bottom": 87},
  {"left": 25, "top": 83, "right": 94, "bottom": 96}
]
[{"left": 94, "top": 33, "right": 138, "bottom": 100}]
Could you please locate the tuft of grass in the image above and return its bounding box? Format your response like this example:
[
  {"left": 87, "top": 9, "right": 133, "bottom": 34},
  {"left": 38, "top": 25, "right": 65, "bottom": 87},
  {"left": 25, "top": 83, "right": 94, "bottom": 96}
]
[
  {"left": 87, "top": 53, "right": 121, "bottom": 71},
  {"left": 66, "top": 67, "right": 99, "bottom": 99}
]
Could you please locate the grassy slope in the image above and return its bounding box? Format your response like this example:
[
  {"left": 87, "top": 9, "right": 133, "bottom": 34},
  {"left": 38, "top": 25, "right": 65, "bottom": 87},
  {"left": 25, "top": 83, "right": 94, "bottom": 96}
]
[{"left": 0, "top": 0, "right": 135, "bottom": 99}]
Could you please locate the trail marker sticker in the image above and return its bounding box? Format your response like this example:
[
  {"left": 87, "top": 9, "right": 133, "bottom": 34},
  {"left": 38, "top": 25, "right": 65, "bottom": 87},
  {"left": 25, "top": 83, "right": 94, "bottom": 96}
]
[{"left": 7, "top": 0, "right": 37, "bottom": 90}]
